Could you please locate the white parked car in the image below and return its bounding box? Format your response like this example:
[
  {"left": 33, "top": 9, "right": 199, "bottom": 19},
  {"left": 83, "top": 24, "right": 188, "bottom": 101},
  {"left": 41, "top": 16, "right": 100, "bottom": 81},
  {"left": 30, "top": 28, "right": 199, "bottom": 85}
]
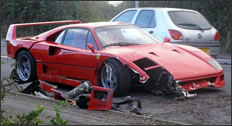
[{"left": 110, "top": 8, "right": 221, "bottom": 57}]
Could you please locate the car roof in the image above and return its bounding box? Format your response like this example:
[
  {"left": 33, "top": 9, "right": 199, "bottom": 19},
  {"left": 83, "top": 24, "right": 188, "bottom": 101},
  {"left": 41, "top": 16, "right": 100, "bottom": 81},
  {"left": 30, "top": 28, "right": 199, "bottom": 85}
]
[
  {"left": 37, "top": 22, "right": 130, "bottom": 40},
  {"left": 59, "top": 22, "right": 128, "bottom": 29},
  {"left": 124, "top": 7, "right": 198, "bottom": 12}
]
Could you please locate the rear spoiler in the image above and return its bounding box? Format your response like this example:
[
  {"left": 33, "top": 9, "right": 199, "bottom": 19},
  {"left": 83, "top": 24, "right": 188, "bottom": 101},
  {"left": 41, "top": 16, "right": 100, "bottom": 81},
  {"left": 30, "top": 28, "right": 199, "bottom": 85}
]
[{"left": 6, "top": 20, "right": 82, "bottom": 41}]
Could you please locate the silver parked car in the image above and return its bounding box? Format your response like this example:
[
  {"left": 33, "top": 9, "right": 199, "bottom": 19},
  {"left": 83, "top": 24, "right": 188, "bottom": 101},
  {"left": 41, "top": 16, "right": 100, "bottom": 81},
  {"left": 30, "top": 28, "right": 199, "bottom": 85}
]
[{"left": 110, "top": 8, "right": 221, "bottom": 57}]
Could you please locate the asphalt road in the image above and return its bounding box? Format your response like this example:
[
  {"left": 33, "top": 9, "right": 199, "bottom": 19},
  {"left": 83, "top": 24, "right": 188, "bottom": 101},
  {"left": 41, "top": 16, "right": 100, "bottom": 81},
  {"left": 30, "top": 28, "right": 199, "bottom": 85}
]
[
  {"left": 1, "top": 42, "right": 231, "bottom": 125},
  {"left": 2, "top": 92, "right": 180, "bottom": 125}
]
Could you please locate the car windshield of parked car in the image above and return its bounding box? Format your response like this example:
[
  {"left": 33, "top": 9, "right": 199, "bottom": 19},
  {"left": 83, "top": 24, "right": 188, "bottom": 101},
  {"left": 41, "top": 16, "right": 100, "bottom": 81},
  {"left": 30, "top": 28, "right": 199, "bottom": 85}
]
[
  {"left": 95, "top": 25, "right": 161, "bottom": 48},
  {"left": 168, "top": 11, "right": 212, "bottom": 30}
]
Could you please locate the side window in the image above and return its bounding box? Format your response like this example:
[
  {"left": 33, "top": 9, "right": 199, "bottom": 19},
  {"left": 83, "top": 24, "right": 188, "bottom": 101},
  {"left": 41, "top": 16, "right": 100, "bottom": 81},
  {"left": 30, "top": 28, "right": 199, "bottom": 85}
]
[
  {"left": 63, "top": 29, "right": 88, "bottom": 49},
  {"left": 86, "top": 32, "right": 98, "bottom": 50},
  {"left": 113, "top": 10, "right": 137, "bottom": 23},
  {"left": 135, "top": 10, "right": 156, "bottom": 28},
  {"left": 54, "top": 30, "right": 65, "bottom": 44}
]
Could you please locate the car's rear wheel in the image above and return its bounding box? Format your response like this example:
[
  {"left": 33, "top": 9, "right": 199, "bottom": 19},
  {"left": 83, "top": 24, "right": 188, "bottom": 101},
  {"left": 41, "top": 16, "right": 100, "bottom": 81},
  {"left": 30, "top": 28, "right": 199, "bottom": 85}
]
[
  {"left": 100, "top": 59, "right": 131, "bottom": 96},
  {"left": 16, "top": 50, "right": 36, "bottom": 84}
]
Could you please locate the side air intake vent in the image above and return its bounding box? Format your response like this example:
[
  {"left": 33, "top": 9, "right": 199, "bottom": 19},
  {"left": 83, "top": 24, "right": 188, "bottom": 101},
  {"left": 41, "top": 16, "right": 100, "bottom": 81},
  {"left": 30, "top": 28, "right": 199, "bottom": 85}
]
[{"left": 134, "top": 57, "right": 157, "bottom": 70}]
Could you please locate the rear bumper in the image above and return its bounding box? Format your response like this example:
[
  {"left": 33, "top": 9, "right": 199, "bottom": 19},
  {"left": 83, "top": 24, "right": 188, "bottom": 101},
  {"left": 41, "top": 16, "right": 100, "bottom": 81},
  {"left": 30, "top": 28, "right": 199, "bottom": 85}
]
[
  {"left": 172, "top": 41, "right": 221, "bottom": 57},
  {"left": 179, "top": 72, "right": 225, "bottom": 92}
]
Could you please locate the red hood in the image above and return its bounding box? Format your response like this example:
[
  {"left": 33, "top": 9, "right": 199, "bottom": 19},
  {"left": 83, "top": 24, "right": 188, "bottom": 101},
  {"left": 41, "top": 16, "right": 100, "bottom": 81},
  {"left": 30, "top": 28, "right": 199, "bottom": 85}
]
[{"left": 102, "top": 43, "right": 219, "bottom": 80}]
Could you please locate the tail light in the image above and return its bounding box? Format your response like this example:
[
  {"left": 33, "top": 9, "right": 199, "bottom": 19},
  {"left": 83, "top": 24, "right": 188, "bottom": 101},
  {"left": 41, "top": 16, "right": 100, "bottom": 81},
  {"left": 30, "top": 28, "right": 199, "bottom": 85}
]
[
  {"left": 168, "top": 30, "right": 183, "bottom": 40},
  {"left": 214, "top": 32, "right": 220, "bottom": 41},
  {"left": 163, "top": 37, "right": 170, "bottom": 42}
]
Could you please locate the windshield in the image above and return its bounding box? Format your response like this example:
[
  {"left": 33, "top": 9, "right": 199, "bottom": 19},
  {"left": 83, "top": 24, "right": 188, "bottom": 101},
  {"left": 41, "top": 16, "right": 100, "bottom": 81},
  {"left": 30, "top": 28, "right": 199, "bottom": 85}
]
[
  {"left": 95, "top": 25, "right": 160, "bottom": 48},
  {"left": 168, "top": 11, "right": 212, "bottom": 30}
]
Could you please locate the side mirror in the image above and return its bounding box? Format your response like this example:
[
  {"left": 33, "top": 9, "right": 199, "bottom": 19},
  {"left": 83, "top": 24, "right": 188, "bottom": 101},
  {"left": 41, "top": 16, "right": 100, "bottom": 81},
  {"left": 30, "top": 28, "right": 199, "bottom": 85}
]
[
  {"left": 163, "top": 37, "right": 170, "bottom": 43},
  {"left": 87, "top": 44, "right": 95, "bottom": 53}
]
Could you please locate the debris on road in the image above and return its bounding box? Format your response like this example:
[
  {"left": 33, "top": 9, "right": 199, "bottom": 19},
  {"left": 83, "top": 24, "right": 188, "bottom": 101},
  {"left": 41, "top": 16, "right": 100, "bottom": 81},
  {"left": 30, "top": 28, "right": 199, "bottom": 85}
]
[
  {"left": 60, "top": 81, "right": 113, "bottom": 110},
  {"left": 16, "top": 80, "right": 143, "bottom": 115},
  {"left": 112, "top": 96, "right": 143, "bottom": 115},
  {"left": 8, "top": 68, "right": 196, "bottom": 116}
]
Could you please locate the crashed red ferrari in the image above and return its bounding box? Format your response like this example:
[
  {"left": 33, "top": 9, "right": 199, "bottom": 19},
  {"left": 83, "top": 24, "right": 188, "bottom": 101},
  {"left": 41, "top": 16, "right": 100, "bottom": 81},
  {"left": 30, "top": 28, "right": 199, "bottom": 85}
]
[{"left": 6, "top": 20, "right": 225, "bottom": 97}]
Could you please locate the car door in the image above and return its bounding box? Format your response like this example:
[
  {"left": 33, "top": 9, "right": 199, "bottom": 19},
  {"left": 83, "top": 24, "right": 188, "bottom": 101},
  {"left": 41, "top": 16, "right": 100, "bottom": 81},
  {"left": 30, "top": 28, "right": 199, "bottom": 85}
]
[
  {"left": 134, "top": 10, "right": 157, "bottom": 36},
  {"left": 32, "top": 28, "right": 99, "bottom": 85}
]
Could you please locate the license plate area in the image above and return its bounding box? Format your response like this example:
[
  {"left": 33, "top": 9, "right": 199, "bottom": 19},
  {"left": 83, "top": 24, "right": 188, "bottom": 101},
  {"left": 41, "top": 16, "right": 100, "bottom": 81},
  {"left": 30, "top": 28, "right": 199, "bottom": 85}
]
[
  {"left": 181, "top": 80, "right": 210, "bottom": 91},
  {"left": 200, "top": 48, "right": 209, "bottom": 54}
]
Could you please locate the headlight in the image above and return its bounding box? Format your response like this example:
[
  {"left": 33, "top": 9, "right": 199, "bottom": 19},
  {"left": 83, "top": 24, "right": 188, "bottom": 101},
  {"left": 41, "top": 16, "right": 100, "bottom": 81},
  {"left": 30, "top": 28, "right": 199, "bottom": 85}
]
[{"left": 208, "top": 60, "right": 223, "bottom": 71}]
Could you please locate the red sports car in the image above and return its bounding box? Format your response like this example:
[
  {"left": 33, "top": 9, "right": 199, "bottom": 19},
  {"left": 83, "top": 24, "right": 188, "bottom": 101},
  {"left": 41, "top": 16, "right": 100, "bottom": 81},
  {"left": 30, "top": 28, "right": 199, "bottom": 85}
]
[{"left": 6, "top": 20, "right": 225, "bottom": 96}]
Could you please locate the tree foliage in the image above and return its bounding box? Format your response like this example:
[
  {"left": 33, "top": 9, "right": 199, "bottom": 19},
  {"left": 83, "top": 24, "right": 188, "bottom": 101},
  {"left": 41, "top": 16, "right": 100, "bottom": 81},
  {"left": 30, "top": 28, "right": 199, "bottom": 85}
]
[
  {"left": 1, "top": 1, "right": 115, "bottom": 37},
  {"left": 1, "top": 0, "right": 230, "bottom": 53}
]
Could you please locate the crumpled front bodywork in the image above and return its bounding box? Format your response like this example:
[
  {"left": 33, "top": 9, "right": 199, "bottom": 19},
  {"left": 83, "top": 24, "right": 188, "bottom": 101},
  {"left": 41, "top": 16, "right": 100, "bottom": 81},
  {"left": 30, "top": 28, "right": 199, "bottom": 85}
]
[{"left": 100, "top": 43, "right": 225, "bottom": 92}]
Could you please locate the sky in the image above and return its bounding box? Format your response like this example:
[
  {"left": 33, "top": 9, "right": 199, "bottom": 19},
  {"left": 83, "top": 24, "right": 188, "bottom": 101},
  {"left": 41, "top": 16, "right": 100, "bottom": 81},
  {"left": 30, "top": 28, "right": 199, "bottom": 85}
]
[{"left": 108, "top": 1, "right": 123, "bottom": 7}]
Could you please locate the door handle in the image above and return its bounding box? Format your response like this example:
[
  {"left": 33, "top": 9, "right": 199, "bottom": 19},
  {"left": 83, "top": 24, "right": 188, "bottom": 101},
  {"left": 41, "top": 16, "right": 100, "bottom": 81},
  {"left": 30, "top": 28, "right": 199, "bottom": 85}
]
[{"left": 149, "top": 31, "right": 153, "bottom": 34}]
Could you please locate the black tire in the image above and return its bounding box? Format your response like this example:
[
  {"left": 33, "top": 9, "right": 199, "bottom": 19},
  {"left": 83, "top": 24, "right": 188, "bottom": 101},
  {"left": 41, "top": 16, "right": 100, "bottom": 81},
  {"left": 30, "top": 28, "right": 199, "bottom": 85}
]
[
  {"left": 100, "top": 59, "right": 131, "bottom": 96},
  {"left": 16, "top": 50, "right": 37, "bottom": 84}
]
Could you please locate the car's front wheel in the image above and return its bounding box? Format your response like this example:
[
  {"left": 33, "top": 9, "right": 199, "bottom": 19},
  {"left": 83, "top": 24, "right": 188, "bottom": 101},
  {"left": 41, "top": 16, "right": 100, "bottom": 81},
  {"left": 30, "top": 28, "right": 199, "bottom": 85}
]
[
  {"left": 100, "top": 59, "right": 131, "bottom": 96},
  {"left": 16, "top": 50, "right": 36, "bottom": 84}
]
